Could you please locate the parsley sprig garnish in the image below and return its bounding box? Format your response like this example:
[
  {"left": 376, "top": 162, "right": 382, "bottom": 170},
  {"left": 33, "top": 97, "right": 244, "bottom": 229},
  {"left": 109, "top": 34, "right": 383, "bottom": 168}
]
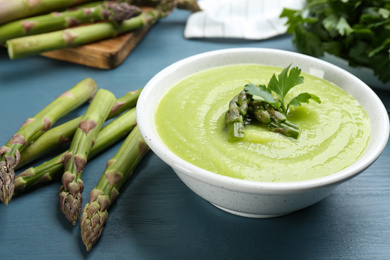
[{"left": 225, "top": 65, "right": 321, "bottom": 140}]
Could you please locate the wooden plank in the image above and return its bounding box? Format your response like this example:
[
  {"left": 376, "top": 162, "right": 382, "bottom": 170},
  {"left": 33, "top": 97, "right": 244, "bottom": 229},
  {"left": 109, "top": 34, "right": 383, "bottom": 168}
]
[{"left": 41, "top": 24, "right": 152, "bottom": 69}]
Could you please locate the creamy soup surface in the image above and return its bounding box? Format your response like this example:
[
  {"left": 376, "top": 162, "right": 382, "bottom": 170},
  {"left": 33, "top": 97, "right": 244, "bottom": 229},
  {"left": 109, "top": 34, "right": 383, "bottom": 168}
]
[{"left": 155, "top": 64, "right": 370, "bottom": 182}]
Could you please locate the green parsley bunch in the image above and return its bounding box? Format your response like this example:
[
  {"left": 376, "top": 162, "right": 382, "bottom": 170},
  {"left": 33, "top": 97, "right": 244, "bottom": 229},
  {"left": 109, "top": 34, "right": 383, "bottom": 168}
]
[{"left": 281, "top": 0, "right": 390, "bottom": 83}]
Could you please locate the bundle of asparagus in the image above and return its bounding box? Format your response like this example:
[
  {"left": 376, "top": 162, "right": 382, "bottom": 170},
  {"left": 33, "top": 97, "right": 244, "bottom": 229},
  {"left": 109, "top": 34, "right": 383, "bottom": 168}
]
[
  {"left": 1, "top": 77, "right": 150, "bottom": 250},
  {"left": 0, "top": 0, "right": 201, "bottom": 59},
  {"left": 15, "top": 107, "right": 138, "bottom": 194},
  {"left": 0, "top": 78, "right": 97, "bottom": 205},
  {"left": 0, "top": 1, "right": 142, "bottom": 44},
  {"left": 0, "top": 0, "right": 202, "bottom": 250}
]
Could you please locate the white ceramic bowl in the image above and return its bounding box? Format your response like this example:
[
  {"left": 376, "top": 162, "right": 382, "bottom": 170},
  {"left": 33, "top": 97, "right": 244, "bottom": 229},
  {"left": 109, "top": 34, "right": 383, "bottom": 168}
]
[{"left": 136, "top": 48, "right": 389, "bottom": 218}]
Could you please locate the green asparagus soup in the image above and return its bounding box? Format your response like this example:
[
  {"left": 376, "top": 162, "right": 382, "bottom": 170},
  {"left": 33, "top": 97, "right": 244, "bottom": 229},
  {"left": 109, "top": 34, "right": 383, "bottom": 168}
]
[{"left": 155, "top": 64, "right": 370, "bottom": 182}]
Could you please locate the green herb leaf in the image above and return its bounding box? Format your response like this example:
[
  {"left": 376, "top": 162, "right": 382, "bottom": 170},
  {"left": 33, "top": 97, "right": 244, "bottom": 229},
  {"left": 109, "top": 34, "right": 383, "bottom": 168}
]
[
  {"left": 280, "top": 0, "right": 390, "bottom": 83},
  {"left": 323, "top": 14, "right": 340, "bottom": 37},
  {"left": 244, "top": 83, "right": 282, "bottom": 111},
  {"left": 369, "top": 38, "right": 390, "bottom": 57},
  {"left": 268, "top": 65, "right": 304, "bottom": 113},
  {"left": 280, "top": 8, "right": 318, "bottom": 34},
  {"left": 288, "top": 92, "right": 321, "bottom": 111},
  {"left": 336, "top": 17, "right": 354, "bottom": 36},
  {"left": 294, "top": 24, "right": 325, "bottom": 57}
]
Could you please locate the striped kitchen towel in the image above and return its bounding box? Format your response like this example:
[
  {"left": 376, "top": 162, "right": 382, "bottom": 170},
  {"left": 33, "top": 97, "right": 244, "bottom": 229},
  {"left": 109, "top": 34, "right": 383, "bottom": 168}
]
[{"left": 184, "top": 0, "right": 305, "bottom": 40}]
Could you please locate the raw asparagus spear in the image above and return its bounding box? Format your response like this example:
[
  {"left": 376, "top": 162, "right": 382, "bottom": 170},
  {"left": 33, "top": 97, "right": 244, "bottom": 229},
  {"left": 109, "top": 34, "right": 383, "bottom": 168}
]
[
  {"left": 0, "top": 78, "right": 97, "bottom": 205},
  {"left": 0, "top": 2, "right": 142, "bottom": 44},
  {"left": 17, "top": 88, "right": 142, "bottom": 168},
  {"left": 80, "top": 125, "right": 149, "bottom": 251},
  {"left": 0, "top": 0, "right": 96, "bottom": 25},
  {"left": 59, "top": 89, "right": 116, "bottom": 225},
  {"left": 14, "top": 108, "right": 137, "bottom": 193}
]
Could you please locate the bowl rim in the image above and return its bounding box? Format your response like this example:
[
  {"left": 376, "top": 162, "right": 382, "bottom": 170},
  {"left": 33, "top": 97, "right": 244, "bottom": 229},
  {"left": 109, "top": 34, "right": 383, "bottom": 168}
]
[{"left": 137, "top": 48, "right": 390, "bottom": 193}]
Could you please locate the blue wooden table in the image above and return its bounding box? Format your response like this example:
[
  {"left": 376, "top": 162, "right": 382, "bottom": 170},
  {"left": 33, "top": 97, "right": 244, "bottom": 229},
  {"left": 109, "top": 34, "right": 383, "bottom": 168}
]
[{"left": 1, "top": 9, "right": 389, "bottom": 260}]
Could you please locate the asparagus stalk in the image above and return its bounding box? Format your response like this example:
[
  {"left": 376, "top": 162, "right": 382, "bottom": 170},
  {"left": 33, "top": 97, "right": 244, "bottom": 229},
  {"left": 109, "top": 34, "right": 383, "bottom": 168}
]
[
  {"left": 14, "top": 107, "right": 138, "bottom": 193},
  {"left": 225, "top": 90, "right": 249, "bottom": 140},
  {"left": 0, "top": 78, "right": 97, "bottom": 205},
  {"left": 0, "top": 0, "right": 96, "bottom": 25},
  {"left": 6, "top": 6, "right": 166, "bottom": 59},
  {"left": 17, "top": 88, "right": 142, "bottom": 168},
  {"left": 59, "top": 89, "right": 116, "bottom": 225},
  {"left": 0, "top": 2, "right": 142, "bottom": 44},
  {"left": 80, "top": 125, "right": 149, "bottom": 251}
]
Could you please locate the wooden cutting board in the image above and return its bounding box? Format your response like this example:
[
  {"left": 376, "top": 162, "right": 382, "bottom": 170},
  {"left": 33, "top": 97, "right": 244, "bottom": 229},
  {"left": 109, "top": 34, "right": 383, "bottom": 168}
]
[{"left": 41, "top": 24, "right": 152, "bottom": 69}]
